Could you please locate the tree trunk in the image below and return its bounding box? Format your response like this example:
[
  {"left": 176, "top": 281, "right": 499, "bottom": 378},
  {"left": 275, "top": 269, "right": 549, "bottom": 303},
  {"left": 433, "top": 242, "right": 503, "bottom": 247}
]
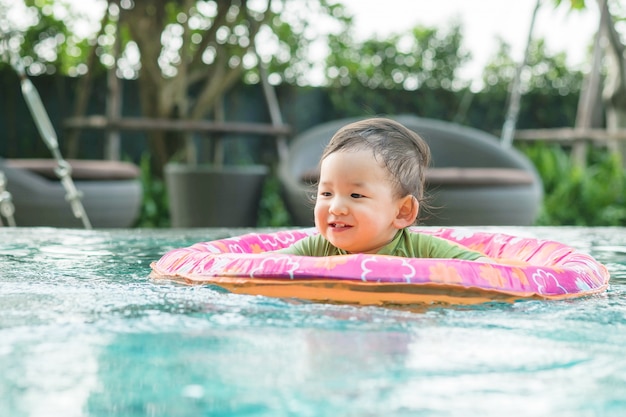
[
  {"left": 119, "top": 0, "right": 272, "bottom": 177},
  {"left": 598, "top": 0, "right": 626, "bottom": 166},
  {"left": 572, "top": 0, "right": 607, "bottom": 165},
  {"left": 65, "top": 5, "right": 110, "bottom": 158}
]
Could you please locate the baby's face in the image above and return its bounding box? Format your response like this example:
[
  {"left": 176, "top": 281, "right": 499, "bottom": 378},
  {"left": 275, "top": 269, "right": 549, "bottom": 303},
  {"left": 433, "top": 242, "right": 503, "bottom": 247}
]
[{"left": 314, "top": 149, "right": 405, "bottom": 253}]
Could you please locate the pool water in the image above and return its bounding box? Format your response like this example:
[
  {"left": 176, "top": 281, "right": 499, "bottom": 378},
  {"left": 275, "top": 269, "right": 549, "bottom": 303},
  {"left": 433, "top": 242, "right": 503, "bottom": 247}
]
[{"left": 1, "top": 226, "right": 625, "bottom": 417}]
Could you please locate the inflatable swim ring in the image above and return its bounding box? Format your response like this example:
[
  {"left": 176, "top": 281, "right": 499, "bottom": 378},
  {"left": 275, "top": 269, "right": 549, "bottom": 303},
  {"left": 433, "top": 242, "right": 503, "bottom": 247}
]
[{"left": 149, "top": 228, "right": 610, "bottom": 306}]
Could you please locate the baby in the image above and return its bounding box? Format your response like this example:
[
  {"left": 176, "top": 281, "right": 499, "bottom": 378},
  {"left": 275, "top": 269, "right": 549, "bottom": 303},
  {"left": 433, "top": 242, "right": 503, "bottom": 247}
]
[{"left": 279, "top": 117, "right": 487, "bottom": 260}]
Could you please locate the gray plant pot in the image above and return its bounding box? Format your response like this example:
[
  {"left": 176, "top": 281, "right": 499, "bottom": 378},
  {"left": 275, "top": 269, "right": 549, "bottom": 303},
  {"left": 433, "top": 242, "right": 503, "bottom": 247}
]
[{"left": 165, "top": 163, "right": 269, "bottom": 227}]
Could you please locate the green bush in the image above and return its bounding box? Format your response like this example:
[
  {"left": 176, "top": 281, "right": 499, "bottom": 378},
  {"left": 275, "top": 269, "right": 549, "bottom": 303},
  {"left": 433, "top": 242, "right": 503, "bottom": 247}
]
[
  {"left": 519, "top": 143, "right": 626, "bottom": 226},
  {"left": 134, "top": 153, "right": 170, "bottom": 228},
  {"left": 257, "top": 173, "right": 292, "bottom": 227}
]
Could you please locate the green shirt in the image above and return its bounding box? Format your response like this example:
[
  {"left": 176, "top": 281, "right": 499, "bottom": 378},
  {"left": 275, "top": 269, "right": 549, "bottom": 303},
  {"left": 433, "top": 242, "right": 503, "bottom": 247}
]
[{"left": 277, "top": 228, "right": 483, "bottom": 260}]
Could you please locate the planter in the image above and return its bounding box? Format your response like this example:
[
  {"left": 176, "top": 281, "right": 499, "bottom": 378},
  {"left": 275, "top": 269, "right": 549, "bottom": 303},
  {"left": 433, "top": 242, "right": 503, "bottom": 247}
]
[
  {"left": 2, "top": 158, "right": 142, "bottom": 228},
  {"left": 165, "top": 162, "right": 269, "bottom": 227}
]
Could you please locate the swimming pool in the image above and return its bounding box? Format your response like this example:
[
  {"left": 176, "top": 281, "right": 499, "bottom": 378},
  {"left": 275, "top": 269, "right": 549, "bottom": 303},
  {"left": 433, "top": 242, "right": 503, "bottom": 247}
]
[{"left": 1, "top": 226, "right": 625, "bottom": 416}]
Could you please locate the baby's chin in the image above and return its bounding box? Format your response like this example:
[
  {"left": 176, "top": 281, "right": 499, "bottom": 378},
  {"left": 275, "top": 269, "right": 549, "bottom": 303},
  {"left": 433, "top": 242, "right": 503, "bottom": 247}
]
[
  {"left": 323, "top": 237, "right": 352, "bottom": 252},
  {"left": 329, "top": 240, "right": 372, "bottom": 254}
]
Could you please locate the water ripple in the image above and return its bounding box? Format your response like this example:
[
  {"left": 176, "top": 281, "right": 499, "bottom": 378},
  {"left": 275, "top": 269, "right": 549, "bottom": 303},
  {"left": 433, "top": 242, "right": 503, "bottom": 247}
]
[{"left": 1, "top": 226, "right": 626, "bottom": 417}]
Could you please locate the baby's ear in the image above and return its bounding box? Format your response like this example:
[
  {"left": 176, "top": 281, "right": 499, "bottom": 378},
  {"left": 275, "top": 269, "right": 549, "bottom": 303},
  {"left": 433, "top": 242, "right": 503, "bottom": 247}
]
[{"left": 394, "top": 195, "right": 418, "bottom": 228}]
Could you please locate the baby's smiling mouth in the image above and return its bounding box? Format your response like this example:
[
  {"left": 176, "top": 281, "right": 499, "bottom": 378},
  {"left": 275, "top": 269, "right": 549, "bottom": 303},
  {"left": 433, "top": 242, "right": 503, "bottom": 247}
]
[{"left": 330, "top": 223, "right": 351, "bottom": 229}]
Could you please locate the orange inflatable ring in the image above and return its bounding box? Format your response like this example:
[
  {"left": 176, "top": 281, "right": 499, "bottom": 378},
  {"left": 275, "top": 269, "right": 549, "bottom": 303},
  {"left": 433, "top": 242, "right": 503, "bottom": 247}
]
[{"left": 149, "top": 228, "right": 610, "bottom": 306}]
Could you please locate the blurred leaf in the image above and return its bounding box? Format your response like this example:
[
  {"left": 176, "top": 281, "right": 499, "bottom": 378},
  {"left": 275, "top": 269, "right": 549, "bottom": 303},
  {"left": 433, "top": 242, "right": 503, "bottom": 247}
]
[{"left": 521, "top": 143, "right": 626, "bottom": 226}]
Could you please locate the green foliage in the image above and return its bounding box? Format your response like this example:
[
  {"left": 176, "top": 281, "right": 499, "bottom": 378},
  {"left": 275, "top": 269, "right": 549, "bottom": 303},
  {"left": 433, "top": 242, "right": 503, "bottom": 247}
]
[
  {"left": 482, "top": 38, "right": 584, "bottom": 96},
  {"left": 257, "top": 173, "right": 292, "bottom": 227},
  {"left": 519, "top": 143, "right": 626, "bottom": 226},
  {"left": 262, "top": 0, "right": 351, "bottom": 86},
  {"left": 324, "top": 22, "right": 471, "bottom": 118},
  {"left": 134, "top": 153, "right": 170, "bottom": 228},
  {"left": 1, "top": 0, "right": 105, "bottom": 76},
  {"left": 553, "top": 0, "right": 588, "bottom": 11},
  {"left": 326, "top": 22, "right": 470, "bottom": 91}
]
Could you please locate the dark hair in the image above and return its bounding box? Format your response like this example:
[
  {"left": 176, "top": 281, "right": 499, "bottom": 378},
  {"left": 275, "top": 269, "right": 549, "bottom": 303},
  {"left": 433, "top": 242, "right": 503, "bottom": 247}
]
[{"left": 321, "top": 117, "right": 431, "bottom": 204}]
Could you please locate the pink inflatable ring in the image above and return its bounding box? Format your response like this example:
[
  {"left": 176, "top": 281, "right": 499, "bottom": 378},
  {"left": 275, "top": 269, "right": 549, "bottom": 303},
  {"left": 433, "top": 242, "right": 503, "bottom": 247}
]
[{"left": 149, "top": 228, "right": 610, "bottom": 306}]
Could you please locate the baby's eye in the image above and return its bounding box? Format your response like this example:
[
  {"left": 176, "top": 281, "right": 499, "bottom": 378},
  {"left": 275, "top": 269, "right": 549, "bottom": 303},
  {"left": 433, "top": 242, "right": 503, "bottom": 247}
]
[
  {"left": 319, "top": 191, "right": 332, "bottom": 197},
  {"left": 351, "top": 193, "right": 364, "bottom": 199}
]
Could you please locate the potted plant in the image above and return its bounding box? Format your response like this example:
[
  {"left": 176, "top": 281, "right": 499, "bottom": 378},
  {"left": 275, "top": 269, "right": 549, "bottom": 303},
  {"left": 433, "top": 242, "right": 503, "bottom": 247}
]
[{"left": 165, "top": 122, "right": 271, "bottom": 228}]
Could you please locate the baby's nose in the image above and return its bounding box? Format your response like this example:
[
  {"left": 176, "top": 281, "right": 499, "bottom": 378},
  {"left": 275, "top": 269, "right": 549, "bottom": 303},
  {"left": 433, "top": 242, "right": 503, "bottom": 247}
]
[{"left": 329, "top": 197, "right": 348, "bottom": 215}]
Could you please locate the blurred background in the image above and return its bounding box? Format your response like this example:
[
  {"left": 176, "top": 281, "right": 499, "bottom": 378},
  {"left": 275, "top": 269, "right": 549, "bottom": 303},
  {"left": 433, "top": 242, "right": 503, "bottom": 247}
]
[{"left": 1, "top": 0, "right": 624, "bottom": 228}]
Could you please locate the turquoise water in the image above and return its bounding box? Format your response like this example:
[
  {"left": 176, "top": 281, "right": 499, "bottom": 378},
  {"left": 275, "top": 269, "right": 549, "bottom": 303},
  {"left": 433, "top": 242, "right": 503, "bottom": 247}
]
[{"left": 1, "top": 226, "right": 625, "bottom": 417}]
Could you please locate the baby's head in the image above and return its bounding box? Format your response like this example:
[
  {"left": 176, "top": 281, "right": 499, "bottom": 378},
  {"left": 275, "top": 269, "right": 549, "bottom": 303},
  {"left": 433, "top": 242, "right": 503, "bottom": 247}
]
[
  {"left": 321, "top": 117, "right": 431, "bottom": 204},
  {"left": 314, "top": 117, "right": 431, "bottom": 252}
]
